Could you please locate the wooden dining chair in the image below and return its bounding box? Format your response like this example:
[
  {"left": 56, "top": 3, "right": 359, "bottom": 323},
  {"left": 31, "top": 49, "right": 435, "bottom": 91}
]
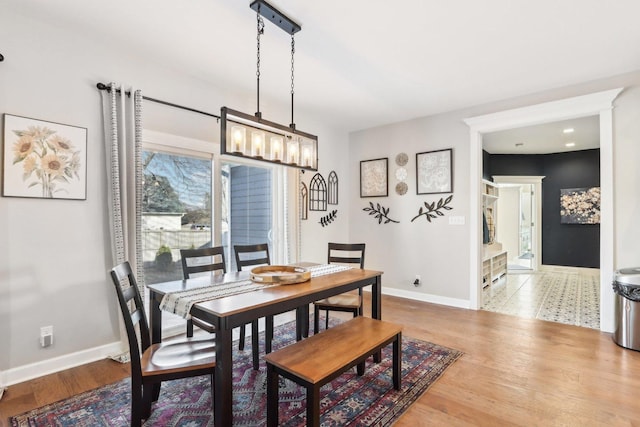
[
  {"left": 313, "top": 243, "right": 366, "bottom": 334},
  {"left": 180, "top": 246, "right": 226, "bottom": 338},
  {"left": 110, "top": 261, "right": 216, "bottom": 427},
  {"left": 234, "top": 243, "right": 271, "bottom": 370}
]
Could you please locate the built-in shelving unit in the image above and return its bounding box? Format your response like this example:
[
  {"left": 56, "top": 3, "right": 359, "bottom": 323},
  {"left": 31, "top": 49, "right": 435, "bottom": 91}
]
[{"left": 482, "top": 180, "right": 507, "bottom": 286}]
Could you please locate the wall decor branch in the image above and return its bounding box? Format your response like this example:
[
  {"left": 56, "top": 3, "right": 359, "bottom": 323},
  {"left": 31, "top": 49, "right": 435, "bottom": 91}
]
[
  {"left": 363, "top": 202, "right": 400, "bottom": 225},
  {"left": 411, "top": 195, "right": 453, "bottom": 222},
  {"left": 319, "top": 209, "right": 337, "bottom": 227}
]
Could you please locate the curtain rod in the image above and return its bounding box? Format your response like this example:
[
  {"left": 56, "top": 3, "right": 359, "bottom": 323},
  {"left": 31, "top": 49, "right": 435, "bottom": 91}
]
[{"left": 96, "top": 82, "right": 220, "bottom": 121}]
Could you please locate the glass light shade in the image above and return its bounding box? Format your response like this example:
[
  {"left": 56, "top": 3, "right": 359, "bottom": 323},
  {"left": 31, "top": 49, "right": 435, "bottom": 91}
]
[
  {"left": 230, "top": 125, "right": 246, "bottom": 154},
  {"left": 251, "top": 130, "right": 265, "bottom": 158},
  {"left": 300, "top": 139, "right": 316, "bottom": 169},
  {"left": 270, "top": 136, "right": 283, "bottom": 162},
  {"left": 286, "top": 138, "right": 299, "bottom": 165}
]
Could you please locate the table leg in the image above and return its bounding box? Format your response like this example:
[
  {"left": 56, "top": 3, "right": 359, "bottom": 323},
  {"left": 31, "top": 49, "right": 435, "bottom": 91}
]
[
  {"left": 296, "top": 305, "right": 309, "bottom": 341},
  {"left": 148, "top": 293, "right": 162, "bottom": 399},
  {"left": 149, "top": 292, "right": 162, "bottom": 345},
  {"left": 372, "top": 275, "right": 382, "bottom": 363},
  {"left": 214, "top": 327, "right": 233, "bottom": 427}
]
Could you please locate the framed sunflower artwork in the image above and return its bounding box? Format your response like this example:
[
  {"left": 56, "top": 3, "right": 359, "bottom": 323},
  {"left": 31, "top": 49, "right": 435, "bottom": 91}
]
[{"left": 3, "top": 114, "right": 87, "bottom": 200}]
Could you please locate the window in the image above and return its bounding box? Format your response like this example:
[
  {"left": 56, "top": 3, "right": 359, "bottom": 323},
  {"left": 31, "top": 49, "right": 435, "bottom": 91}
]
[
  {"left": 141, "top": 149, "right": 213, "bottom": 285},
  {"left": 221, "top": 162, "right": 273, "bottom": 271},
  {"left": 141, "top": 130, "right": 297, "bottom": 334}
]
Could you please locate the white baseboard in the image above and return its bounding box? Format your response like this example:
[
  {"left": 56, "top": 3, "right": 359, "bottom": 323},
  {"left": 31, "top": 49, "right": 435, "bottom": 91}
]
[
  {"left": 1, "top": 341, "right": 125, "bottom": 387},
  {"left": 381, "top": 286, "right": 470, "bottom": 309}
]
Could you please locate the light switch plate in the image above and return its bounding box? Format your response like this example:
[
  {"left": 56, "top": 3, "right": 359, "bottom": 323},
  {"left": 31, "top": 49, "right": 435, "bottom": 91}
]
[{"left": 448, "top": 215, "right": 465, "bottom": 225}]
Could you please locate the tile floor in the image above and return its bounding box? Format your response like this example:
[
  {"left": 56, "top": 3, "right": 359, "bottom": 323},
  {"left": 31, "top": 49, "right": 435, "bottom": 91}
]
[{"left": 481, "top": 267, "right": 600, "bottom": 329}]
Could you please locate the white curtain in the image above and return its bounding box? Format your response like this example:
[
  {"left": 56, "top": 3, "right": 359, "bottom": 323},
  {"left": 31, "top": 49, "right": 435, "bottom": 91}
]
[{"left": 101, "top": 83, "right": 144, "bottom": 293}]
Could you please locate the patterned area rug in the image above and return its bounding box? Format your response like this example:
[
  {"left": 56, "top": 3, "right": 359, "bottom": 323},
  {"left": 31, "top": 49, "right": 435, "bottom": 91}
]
[{"left": 10, "top": 319, "right": 462, "bottom": 426}]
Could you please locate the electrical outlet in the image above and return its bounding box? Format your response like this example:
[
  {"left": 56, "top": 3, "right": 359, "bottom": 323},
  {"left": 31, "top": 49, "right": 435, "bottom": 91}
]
[{"left": 40, "top": 325, "right": 53, "bottom": 347}]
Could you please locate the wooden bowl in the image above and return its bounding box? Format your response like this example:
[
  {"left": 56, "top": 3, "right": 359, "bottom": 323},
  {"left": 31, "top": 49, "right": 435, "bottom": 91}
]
[{"left": 250, "top": 265, "right": 311, "bottom": 284}]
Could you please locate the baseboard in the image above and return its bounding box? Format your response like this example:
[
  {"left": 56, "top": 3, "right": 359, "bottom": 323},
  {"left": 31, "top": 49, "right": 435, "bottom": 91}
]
[
  {"left": 381, "top": 286, "right": 470, "bottom": 309},
  {"left": 1, "top": 341, "right": 125, "bottom": 387}
]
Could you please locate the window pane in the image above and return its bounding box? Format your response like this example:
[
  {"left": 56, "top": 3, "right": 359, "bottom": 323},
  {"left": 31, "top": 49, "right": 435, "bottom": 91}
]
[
  {"left": 221, "top": 163, "right": 272, "bottom": 271},
  {"left": 142, "top": 150, "right": 213, "bottom": 284}
]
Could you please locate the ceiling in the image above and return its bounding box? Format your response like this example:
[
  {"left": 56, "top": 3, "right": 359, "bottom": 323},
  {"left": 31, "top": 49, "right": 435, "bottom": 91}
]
[
  {"left": 7, "top": 0, "right": 640, "bottom": 137},
  {"left": 483, "top": 115, "right": 600, "bottom": 154}
]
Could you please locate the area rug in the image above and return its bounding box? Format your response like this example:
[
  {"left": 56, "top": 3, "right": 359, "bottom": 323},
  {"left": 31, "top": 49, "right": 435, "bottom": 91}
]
[{"left": 10, "top": 319, "right": 462, "bottom": 426}]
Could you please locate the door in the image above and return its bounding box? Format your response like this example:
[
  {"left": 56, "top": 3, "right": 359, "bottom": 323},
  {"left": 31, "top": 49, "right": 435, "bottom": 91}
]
[{"left": 517, "top": 184, "right": 534, "bottom": 269}]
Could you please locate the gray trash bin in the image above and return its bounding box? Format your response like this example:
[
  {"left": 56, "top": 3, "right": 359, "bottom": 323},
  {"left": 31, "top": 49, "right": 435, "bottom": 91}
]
[{"left": 612, "top": 268, "right": 640, "bottom": 351}]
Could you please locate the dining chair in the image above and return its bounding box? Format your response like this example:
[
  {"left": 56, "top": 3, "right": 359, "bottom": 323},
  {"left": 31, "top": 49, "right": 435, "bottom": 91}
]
[
  {"left": 234, "top": 243, "right": 272, "bottom": 370},
  {"left": 180, "top": 246, "right": 226, "bottom": 338},
  {"left": 313, "top": 243, "right": 366, "bottom": 334},
  {"left": 110, "top": 261, "right": 216, "bottom": 427}
]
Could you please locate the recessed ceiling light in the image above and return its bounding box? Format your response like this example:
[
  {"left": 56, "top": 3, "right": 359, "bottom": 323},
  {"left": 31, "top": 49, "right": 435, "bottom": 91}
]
[
  {"left": 565, "top": 142, "right": 576, "bottom": 147},
  {"left": 563, "top": 128, "right": 574, "bottom": 134}
]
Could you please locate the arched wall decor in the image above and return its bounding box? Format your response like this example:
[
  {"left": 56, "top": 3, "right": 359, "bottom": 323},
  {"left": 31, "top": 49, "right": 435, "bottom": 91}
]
[
  {"left": 309, "top": 173, "right": 327, "bottom": 211},
  {"left": 300, "top": 181, "right": 308, "bottom": 220},
  {"left": 327, "top": 170, "right": 339, "bottom": 205}
]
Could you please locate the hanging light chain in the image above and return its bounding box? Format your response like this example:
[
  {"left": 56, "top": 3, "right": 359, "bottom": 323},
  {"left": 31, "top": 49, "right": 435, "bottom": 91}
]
[
  {"left": 290, "top": 33, "right": 295, "bottom": 127},
  {"left": 256, "top": 11, "right": 265, "bottom": 115}
]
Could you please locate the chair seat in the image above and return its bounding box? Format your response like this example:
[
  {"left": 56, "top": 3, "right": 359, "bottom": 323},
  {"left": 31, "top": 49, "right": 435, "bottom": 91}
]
[
  {"left": 314, "top": 293, "right": 361, "bottom": 309},
  {"left": 141, "top": 338, "right": 216, "bottom": 376}
]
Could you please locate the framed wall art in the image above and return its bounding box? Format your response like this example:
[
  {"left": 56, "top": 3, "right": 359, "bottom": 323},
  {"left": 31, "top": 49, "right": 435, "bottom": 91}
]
[
  {"left": 416, "top": 148, "right": 452, "bottom": 195},
  {"left": 560, "top": 187, "right": 600, "bottom": 224},
  {"left": 360, "top": 157, "right": 388, "bottom": 198},
  {"left": 3, "top": 114, "right": 87, "bottom": 200}
]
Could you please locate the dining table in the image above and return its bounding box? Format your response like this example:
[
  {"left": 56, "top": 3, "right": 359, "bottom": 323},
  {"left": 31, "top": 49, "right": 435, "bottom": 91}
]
[{"left": 146, "top": 263, "right": 383, "bottom": 427}]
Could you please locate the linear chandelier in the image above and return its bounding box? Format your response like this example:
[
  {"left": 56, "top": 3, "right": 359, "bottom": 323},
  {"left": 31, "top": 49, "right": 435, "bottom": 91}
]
[{"left": 220, "top": 0, "right": 318, "bottom": 171}]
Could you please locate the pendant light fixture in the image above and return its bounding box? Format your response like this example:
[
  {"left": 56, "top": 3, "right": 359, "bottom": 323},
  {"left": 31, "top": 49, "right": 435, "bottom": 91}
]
[{"left": 221, "top": 0, "right": 318, "bottom": 171}]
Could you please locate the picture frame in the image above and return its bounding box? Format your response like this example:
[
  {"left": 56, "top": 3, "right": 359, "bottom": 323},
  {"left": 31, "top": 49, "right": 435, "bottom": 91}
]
[
  {"left": 560, "top": 187, "right": 600, "bottom": 224},
  {"left": 416, "top": 148, "right": 452, "bottom": 194},
  {"left": 360, "top": 157, "right": 388, "bottom": 198},
  {"left": 3, "top": 114, "right": 87, "bottom": 200}
]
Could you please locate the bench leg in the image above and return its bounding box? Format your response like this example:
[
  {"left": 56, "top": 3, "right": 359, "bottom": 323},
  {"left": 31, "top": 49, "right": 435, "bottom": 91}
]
[
  {"left": 266, "top": 364, "right": 279, "bottom": 427},
  {"left": 393, "top": 333, "right": 402, "bottom": 390},
  {"left": 356, "top": 360, "right": 365, "bottom": 376},
  {"left": 307, "top": 385, "right": 320, "bottom": 427}
]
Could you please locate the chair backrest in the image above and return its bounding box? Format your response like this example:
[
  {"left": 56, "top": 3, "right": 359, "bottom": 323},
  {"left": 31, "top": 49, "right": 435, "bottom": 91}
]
[
  {"left": 180, "top": 246, "right": 227, "bottom": 279},
  {"left": 328, "top": 242, "right": 366, "bottom": 268},
  {"left": 234, "top": 243, "right": 271, "bottom": 271},
  {"left": 109, "top": 261, "right": 148, "bottom": 375}
]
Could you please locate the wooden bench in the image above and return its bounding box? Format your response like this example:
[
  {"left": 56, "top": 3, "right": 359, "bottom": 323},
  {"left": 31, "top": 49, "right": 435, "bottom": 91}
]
[{"left": 264, "top": 316, "right": 402, "bottom": 427}]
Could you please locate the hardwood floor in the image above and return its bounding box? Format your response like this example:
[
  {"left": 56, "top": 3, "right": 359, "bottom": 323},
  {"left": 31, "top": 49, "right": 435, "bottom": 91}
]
[{"left": 1, "top": 294, "right": 639, "bottom": 425}]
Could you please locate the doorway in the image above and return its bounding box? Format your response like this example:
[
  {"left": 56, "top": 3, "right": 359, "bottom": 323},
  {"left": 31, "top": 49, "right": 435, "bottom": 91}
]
[
  {"left": 492, "top": 176, "right": 544, "bottom": 273},
  {"left": 465, "top": 88, "right": 622, "bottom": 332}
]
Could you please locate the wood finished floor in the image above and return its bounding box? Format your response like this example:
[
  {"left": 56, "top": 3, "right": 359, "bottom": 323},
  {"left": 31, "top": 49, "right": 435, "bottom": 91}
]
[{"left": 1, "top": 294, "right": 639, "bottom": 426}]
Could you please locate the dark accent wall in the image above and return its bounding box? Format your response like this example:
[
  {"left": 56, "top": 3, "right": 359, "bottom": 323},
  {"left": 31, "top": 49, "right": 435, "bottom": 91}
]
[{"left": 487, "top": 149, "right": 600, "bottom": 268}]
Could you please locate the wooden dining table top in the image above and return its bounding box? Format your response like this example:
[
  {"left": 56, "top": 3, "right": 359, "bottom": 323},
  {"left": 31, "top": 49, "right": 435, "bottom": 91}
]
[{"left": 147, "top": 265, "right": 383, "bottom": 320}]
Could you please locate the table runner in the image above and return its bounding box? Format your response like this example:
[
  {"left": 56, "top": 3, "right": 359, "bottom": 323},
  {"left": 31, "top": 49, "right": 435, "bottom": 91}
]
[{"left": 159, "top": 264, "right": 351, "bottom": 319}]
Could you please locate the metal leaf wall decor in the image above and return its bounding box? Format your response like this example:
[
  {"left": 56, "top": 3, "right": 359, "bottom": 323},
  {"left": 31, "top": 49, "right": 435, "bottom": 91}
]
[
  {"left": 363, "top": 202, "right": 400, "bottom": 224},
  {"left": 411, "top": 195, "right": 453, "bottom": 222},
  {"left": 319, "top": 209, "right": 337, "bottom": 227}
]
